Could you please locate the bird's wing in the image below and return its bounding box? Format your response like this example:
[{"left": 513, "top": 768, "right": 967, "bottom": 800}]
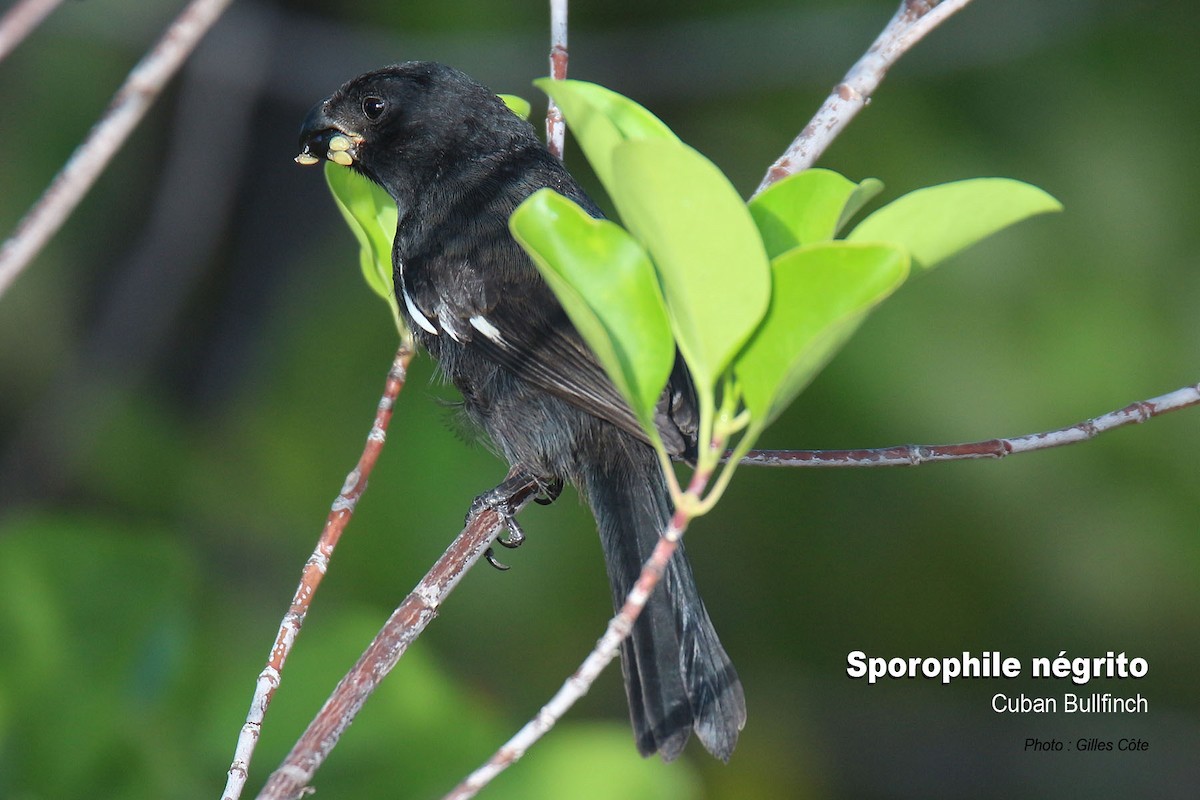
[{"left": 401, "top": 251, "right": 692, "bottom": 455}]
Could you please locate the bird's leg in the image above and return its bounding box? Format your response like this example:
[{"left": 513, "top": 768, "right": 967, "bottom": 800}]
[{"left": 469, "top": 467, "right": 547, "bottom": 571}]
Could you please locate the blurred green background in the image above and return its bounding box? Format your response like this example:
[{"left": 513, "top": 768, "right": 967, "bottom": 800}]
[{"left": 1, "top": 0, "right": 1197, "bottom": 797}]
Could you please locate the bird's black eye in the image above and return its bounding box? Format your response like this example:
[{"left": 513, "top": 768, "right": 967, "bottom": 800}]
[{"left": 362, "top": 96, "right": 386, "bottom": 120}]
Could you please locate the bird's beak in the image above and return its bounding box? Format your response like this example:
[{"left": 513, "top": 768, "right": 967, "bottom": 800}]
[{"left": 296, "top": 101, "right": 362, "bottom": 167}]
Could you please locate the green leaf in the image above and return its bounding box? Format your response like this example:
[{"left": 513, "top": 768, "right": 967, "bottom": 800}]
[
  {"left": 498, "top": 93, "right": 531, "bottom": 120},
  {"left": 846, "top": 177, "right": 1061, "bottom": 271},
  {"left": 510, "top": 188, "right": 674, "bottom": 431},
  {"left": 736, "top": 242, "right": 909, "bottom": 427},
  {"left": 533, "top": 78, "right": 678, "bottom": 199},
  {"left": 836, "top": 177, "right": 885, "bottom": 234},
  {"left": 610, "top": 139, "right": 771, "bottom": 391},
  {"left": 324, "top": 161, "right": 403, "bottom": 333},
  {"left": 749, "top": 168, "right": 858, "bottom": 258}
]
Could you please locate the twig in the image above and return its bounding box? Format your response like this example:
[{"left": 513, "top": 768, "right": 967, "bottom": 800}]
[
  {"left": 255, "top": 477, "right": 544, "bottom": 800},
  {"left": 0, "top": 0, "right": 62, "bottom": 63},
  {"left": 740, "top": 383, "right": 1200, "bottom": 468},
  {"left": 445, "top": 466, "right": 711, "bottom": 800},
  {"left": 0, "top": 5, "right": 276, "bottom": 507},
  {"left": 545, "top": 0, "right": 568, "bottom": 159},
  {"left": 755, "top": 0, "right": 976, "bottom": 194},
  {"left": 222, "top": 343, "right": 414, "bottom": 800},
  {"left": 0, "top": 0, "right": 234, "bottom": 301}
]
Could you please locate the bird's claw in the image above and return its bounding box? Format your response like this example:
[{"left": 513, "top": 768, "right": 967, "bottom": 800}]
[
  {"left": 480, "top": 509, "right": 524, "bottom": 571},
  {"left": 484, "top": 547, "right": 511, "bottom": 571},
  {"left": 534, "top": 478, "right": 563, "bottom": 506},
  {"left": 497, "top": 516, "right": 526, "bottom": 549},
  {"left": 470, "top": 471, "right": 549, "bottom": 572}
]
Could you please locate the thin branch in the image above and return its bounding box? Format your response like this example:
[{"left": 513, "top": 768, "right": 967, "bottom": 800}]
[
  {"left": 445, "top": 466, "right": 712, "bottom": 800},
  {"left": 545, "top": 0, "right": 568, "bottom": 159},
  {"left": 222, "top": 343, "right": 414, "bottom": 800},
  {"left": 0, "top": 8, "right": 276, "bottom": 506},
  {"left": 755, "top": 0, "right": 976, "bottom": 194},
  {"left": 255, "top": 477, "right": 544, "bottom": 800},
  {"left": 0, "top": 0, "right": 63, "bottom": 63},
  {"left": 740, "top": 383, "right": 1200, "bottom": 468},
  {"left": 0, "top": 0, "right": 235, "bottom": 301}
]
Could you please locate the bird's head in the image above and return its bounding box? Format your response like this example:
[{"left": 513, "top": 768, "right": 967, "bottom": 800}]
[{"left": 296, "top": 61, "right": 531, "bottom": 203}]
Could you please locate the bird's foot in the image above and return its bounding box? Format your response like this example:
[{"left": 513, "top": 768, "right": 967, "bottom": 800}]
[{"left": 469, "top": 469, "right": 553, "bottom": 571}]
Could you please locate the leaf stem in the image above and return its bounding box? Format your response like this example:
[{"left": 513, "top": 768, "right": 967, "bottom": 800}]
[{"left": 694, "top": 425, "right": 755, "bottom": 516}]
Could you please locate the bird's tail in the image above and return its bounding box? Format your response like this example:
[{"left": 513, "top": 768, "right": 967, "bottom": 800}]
[{"left": 579, "top": 438, "right": 746, "bottom": 761}]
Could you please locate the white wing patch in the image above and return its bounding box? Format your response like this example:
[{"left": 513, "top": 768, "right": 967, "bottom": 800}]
[
  {"left": 440, "top": 307, "right": 466, "bottom": 342},
  {"left": 469, "top": 315, "right": 504, "bottom": 344},
  {"left": 401, "top": 284, "right": 438, "bottom": 335}
]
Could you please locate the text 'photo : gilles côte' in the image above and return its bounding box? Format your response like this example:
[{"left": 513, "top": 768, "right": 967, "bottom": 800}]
[{"left": 1026, "top": 737, "right": 1150, "bottom": 752}]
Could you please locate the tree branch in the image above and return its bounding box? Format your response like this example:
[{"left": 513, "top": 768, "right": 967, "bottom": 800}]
[
  {"left": 755, "top": 0, "right": 976, "bottom": 194},
  {"left": 740, "top": 383, "right": 1200, "bottom": 468},
  {"left": 222, "top": 343, "right": 414, "bottom": 800},
  {"left": 254, "top": 476, "right": 544, "bottom": 800},
  {"left": 0, "top": 0, "right": 234, "bottom": 301},
  {"left": 545, "top": 0, "right": 569, "bottom": 159},
  {"left": 0, "top": 0, "right": 63, "bottom": 63}
]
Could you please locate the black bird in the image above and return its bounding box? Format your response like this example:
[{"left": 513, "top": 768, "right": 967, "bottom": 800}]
[{"left": 297, "top": 61, "right": 745, "bottom": 761}]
